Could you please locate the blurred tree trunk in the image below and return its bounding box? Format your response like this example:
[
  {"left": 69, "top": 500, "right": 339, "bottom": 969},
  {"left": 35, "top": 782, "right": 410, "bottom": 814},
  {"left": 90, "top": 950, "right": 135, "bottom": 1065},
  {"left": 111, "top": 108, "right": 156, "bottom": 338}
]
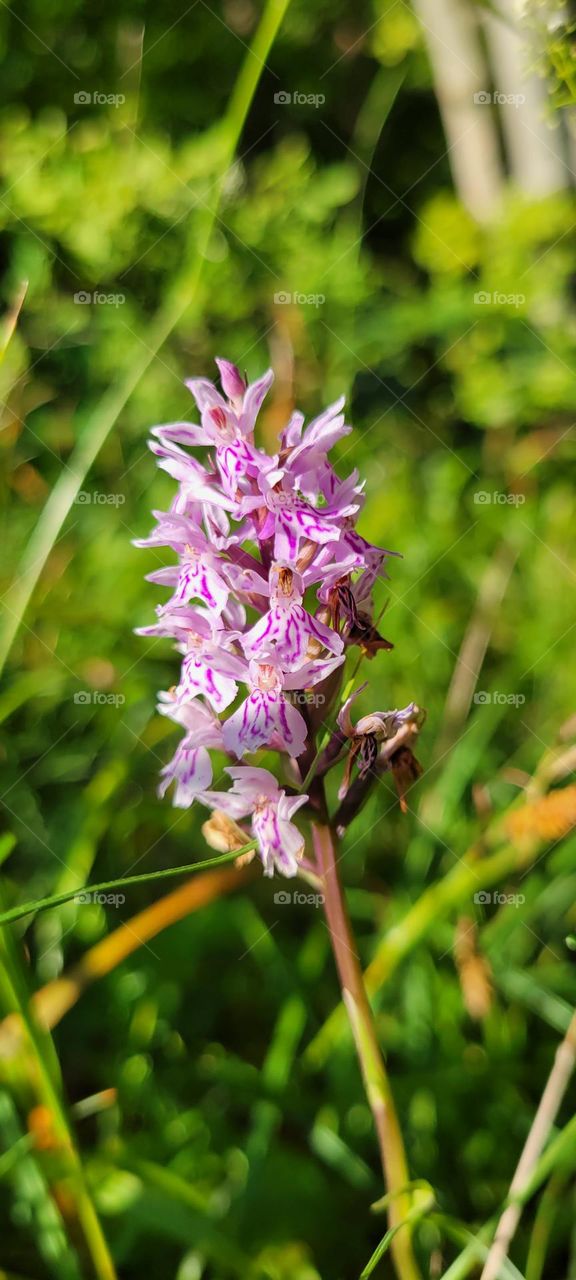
[
  {"left": 412, "top": 0, "right": 568, "bottom": 219},
  {"left": 483, "top": 0, "right": 567, "bottom": 194},
  {"left": 411, "top": 0, "right": 504, "bottom": 220}
]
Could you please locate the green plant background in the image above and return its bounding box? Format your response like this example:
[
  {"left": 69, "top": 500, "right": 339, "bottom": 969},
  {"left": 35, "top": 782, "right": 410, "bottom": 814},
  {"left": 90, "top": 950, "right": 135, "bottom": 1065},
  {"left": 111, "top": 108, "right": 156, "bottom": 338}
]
[{"left": 1, "top": 1, "right": 576, "bottom": 1277}]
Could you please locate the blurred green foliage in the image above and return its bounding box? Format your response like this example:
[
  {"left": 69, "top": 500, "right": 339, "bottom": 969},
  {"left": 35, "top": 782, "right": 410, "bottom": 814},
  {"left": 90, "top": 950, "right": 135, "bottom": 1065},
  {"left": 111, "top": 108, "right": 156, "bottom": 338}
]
[{"left": 1, "top": 0, "right": 576, "bottom": 1277}]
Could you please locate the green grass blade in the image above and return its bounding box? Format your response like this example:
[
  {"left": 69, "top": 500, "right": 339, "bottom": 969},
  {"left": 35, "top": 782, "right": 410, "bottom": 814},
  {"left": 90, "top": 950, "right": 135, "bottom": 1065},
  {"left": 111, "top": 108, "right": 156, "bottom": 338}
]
[
  {"left": 0, "top": 915, "right": 116, "bottom": 1278},
  {"left": 0, "top": 844, "right": 256, "bottom": 926},
  {"left": 360, "top": 1191, "right": 435, "bottom": 1279},
  {"left": 0, "top": 0, "right": 292, "bottom": 677}
]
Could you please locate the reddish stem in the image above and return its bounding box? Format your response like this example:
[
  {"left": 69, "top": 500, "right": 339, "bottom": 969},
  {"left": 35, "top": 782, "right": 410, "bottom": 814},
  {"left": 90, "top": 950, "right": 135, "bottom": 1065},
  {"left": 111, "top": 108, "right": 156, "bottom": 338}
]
[{"left": 312, "top": 813, "right": 422, "bottom": 1280}]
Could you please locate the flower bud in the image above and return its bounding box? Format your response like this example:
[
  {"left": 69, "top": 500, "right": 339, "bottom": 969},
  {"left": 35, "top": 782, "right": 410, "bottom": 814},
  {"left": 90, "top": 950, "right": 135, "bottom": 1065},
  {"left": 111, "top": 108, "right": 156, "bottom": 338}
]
[
  {"left": 202, "top": 810, "right": 249, "bottom": 853},
  {"left": 215, "top": 358, "right": 246, "bottom": 404}
]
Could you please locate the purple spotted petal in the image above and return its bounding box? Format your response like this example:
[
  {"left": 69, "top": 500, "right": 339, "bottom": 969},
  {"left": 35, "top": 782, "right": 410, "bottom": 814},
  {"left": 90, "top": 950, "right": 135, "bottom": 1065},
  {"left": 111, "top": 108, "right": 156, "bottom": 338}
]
[
  {"left": 252, "top": 800, "right": 304, "bottom": 877},
  {"left": 158, "top": 737, "right": 213, "bottom": 808},
  {"left": 178, "top": 653, "right": 239, "bottom": 713},
  {"left": 157, "top": 692, "right": 224, "bottom": 747},
  {"left": 273, "top": 502, "right": 340, "bottom": 560},
  {"left": 172, "top": 550, "right": 230, "bottom": 614},
  {"left": 185, "top": 377, "right": 227, "bottom": 414},
  {"left": 201, "top": 765, "right": 278, "bottom": 816},
  {"left": 135, "top": 603, "right": 212, "bottom": 642},
  {"left": 280, "top": 410, "right": 305, "bottom": 450},
  {"left": 216, "top": 438, "right": 276, "bottom": 499},
  {"left": 286, "top": 397, "right": 350, "bottom": 482},
  {"left": 282, "top": 653, "right": 344, "bottom": 691},
  {"left": 151, "top": 422, "right": 208, "bottom": 447},
  {"left": 225, "top": 765, "right": 280, "bottom": 799},
  {"left": 223, "top": 689, "right": 307, "bottom": 758},
  {"left": 242, "top": 603, "right": 343, "bottom": 667}
]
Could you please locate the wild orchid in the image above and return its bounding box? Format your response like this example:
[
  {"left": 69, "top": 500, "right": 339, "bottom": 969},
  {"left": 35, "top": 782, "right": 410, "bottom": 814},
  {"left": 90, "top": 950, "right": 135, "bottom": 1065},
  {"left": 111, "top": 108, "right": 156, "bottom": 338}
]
[
  {"left": 137, "top": 358, "right": 424, "bottom": 877},
  {"left": 137, "top": 359, "right": 426, "bottom": 1279}
]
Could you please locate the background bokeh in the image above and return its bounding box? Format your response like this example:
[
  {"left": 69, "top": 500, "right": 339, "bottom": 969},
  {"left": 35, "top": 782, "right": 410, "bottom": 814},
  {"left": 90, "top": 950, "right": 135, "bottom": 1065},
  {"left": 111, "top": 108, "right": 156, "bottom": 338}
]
[{"left": 1, "top": 1, "right": 576, "bottom": 1277}]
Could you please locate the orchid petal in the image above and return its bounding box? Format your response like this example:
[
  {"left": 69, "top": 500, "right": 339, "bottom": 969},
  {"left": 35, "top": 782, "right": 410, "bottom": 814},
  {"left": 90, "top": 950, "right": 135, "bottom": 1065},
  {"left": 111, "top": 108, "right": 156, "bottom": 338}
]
[
  {"left": 178, "top": 653, "right": 238, "bottom": 712},
  {"left": 159, "top": 738, "right": 213, "bottom": 808}
]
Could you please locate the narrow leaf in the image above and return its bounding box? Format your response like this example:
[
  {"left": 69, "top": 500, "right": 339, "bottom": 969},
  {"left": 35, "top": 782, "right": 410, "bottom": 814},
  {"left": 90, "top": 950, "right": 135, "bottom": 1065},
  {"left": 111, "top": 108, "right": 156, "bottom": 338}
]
[{"left": 0, "top": 844, "right": 256, "bottom": 926}]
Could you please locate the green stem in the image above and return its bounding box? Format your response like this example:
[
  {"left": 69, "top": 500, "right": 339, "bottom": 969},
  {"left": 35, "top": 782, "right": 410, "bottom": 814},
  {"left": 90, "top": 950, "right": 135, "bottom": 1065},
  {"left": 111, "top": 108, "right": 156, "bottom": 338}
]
[
  {"left": 0, "top": 844, "right": 255, "bottom": 927},
  {"left": 312, "top": 816, "right": 422, "bottom": 1280}
]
